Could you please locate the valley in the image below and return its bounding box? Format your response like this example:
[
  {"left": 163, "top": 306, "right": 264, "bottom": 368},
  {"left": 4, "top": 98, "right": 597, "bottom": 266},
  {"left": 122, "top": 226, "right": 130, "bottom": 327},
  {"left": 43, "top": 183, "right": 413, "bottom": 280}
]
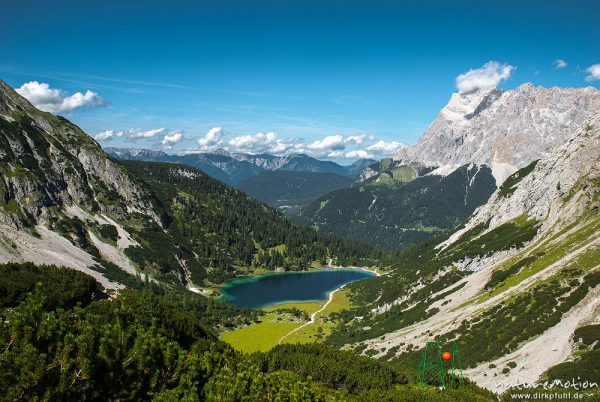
[
  {"left": 3, "top": 2, "right": 599, "bottom": 400},
  {"left": 222, "top": 286, "right": 355, "bottom": 353},
  {"left": 1, "top": 77, "right": 599, "bottom": 400}
]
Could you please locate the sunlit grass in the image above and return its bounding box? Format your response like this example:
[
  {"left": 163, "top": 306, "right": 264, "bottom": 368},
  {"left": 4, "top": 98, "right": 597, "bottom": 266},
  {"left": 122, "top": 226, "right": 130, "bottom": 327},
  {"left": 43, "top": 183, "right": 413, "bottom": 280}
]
[
  {"left": 221, "top": 288, "right": 356, "bottom": 352},
  {"left": 221, "top": 312, "right": 304, "bottom": 353}
]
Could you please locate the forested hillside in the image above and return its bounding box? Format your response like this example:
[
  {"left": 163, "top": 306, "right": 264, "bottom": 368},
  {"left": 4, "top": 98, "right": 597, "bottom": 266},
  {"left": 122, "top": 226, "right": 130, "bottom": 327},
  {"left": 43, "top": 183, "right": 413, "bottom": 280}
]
[
  {"left": 295, "top": 164, "right": 496, "bottom": 249},
  {"left": 237, "top": 170, "right": 353, "bottom": 214},
  {"left": 0, "top": 80, "right": 381, "bottom": 290},
  {"left": 122, "top": 161, "right": 382, "bottom": 284}
]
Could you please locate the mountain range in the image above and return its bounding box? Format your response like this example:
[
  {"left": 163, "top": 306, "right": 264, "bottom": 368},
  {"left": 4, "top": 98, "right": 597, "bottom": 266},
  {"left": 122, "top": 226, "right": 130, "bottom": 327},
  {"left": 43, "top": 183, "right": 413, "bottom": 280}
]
[
  {"left": 296, "top": 84, "right": 600, "bottom": 249},
  {"left": 393, "top": 83, "right": 600, "bottom": 185},
  {"left": 105, "top": 146, "right": 375, "bottom": 186},
  {"left": 1, "top": 77, "right": 599, "bottom": 398}
]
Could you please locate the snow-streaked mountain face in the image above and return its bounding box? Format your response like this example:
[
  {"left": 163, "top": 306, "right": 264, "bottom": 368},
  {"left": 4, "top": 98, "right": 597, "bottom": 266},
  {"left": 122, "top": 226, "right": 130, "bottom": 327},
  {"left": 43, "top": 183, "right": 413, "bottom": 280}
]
[{"left": 394, "top": 84, "right": 600, "bottom": 185}]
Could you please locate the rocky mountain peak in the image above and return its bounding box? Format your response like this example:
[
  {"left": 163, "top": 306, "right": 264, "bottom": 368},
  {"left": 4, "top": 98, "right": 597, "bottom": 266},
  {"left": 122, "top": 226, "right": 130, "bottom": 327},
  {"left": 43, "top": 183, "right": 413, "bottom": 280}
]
[{"left": 394, "top": 84, "right": 600, "bottom": 185}]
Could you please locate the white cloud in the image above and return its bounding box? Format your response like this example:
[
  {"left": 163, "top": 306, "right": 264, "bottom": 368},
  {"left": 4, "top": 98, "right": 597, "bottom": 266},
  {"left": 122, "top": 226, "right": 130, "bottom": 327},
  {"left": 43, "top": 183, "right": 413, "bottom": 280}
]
[
  {"left": 553, "top": 59, "right": 568, "bottom": 69},
  {"left": 129, "top": 127, "right": 166, "bottom": 138},
  {"left": 197, "top": 127, "right": 226, "bottom": 150},
  {"left": 585, "top": 64, "right": 600, "bottom": 82},
  {"left": 326, "top": 150, "right": 345, "bottom": 158},
  {"left": 189, "top": 128, "right": 402, "bottom": 160},
  {"left": 95, "top": 130, "right": 123, "bottom": 141},
  {"left": 306, "top": 135, "right": 345, "bottom": 151},
  {"left": 344, "top": 134, "right": 372, "bottom": 144},
  {"left": 344, "top": 150, "right": 374, "bottom": 159},
  {"left": 161, "top": 130, "right": 183, "bottom": 148},
  {"left": 16, "top": 81, "right": 106, "bottom": 113},
  {"left": 455, "top": 61, "right": 515, "bottom": 93},
  {"left": 227, "top": 131, "right": 294, "bottom": 154},
  {"left": 366, "top": 140, "right": 404, "bottom": 155}
]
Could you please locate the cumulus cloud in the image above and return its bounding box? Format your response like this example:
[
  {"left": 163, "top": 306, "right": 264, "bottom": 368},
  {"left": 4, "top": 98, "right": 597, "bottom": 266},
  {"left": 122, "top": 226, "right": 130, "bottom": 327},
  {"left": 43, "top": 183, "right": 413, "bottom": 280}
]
[
  {"left": 344, "top": 150, "right": 374, "bottom": 159},
  {"left": 95, "top": 130, "right": 123, "bottom": 141},
  {"left": 344, "top": 134, "right": 373, "bottom": 144},
  {"left": 161, "top": 130, "right": 183, "bottom": 148},
  {"left": 553, "top": 59, "right": 568, "bottom": 69},
  {"left": 306, "top": 135, "right": 346, "bottom": 151},
  {"left": 455, "top": 61, "right": 515, "bottom": 93},
  {"left": 367, "top": 140, "right": 404, "bottom": 155},
  {"left": 16, "top": 81, "right": 106, "bottom": 113},
  {"left": 197, "top": 127, "right": 226, "bottom": 150},
  {"left": 129, "top": 127, "right": 166, "bottom": 139},
  {"left": 585, "top": 64, "right": 600, "bottom": 82},
  {"left": 227, "top": 132, "right": 296, "bottom": 154},
  {"left": 189, "top": 128, "right": 402, "bottom": 160}
]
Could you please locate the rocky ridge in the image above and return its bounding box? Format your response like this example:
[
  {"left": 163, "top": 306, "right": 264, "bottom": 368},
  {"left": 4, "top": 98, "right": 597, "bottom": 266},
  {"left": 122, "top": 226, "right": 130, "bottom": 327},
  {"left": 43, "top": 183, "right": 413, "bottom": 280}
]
[{"left": 393, "top": 84, "right": 600, "bottom": 185}]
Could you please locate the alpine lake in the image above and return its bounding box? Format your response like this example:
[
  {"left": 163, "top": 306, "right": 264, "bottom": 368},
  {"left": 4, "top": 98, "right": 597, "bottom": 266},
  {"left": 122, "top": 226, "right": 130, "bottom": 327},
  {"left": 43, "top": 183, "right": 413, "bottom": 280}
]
[{"left": 220, "top": 268, "right": 377, "bottom": 309}]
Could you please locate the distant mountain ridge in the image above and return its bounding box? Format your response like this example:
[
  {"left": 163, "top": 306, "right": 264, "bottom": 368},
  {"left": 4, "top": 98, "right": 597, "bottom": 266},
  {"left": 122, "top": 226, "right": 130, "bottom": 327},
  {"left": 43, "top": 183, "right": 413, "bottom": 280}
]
[{"left": 105, "top": 146, "right": 376, "bottom": 186}]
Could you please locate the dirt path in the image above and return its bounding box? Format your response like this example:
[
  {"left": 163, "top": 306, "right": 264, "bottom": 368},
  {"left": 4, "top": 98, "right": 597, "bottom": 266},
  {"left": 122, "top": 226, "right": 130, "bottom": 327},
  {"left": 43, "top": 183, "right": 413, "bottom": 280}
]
[{"left": 278, "top": 285, "right": 345, "bottom": 344}]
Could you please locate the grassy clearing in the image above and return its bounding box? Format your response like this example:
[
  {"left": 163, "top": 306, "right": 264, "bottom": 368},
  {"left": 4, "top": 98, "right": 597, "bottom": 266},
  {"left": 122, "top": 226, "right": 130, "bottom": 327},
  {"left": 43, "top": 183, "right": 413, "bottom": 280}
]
[
  {"left": 263, "top": 300, "right": 323, "bottom": 315},
  {"left": 221, "top": 288, "right": 355, "bottom": 352},
  {"left": 283, "top": 288, "right": 353, "bottom": 344},
  {"left": 221, "top": 311, "right": 304, "bottom": 353}
]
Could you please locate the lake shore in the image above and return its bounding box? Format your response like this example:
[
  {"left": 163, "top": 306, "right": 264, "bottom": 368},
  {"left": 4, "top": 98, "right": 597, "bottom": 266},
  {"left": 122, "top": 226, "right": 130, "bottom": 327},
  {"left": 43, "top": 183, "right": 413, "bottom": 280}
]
[{"left": 220, "top": 267, "right": 377, "bottom": 309}]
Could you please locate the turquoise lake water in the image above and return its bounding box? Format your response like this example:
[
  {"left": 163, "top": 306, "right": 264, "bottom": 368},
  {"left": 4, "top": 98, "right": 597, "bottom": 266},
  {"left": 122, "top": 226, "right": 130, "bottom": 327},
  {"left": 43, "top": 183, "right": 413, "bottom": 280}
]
[{"left": 220, "top": 269, "right": 377, "bottom": 309}]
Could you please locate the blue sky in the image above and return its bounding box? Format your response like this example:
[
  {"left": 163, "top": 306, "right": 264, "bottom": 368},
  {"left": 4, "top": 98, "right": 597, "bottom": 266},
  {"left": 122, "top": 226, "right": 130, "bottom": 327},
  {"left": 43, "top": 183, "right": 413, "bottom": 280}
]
[{"left": 1, "top": 0, "right": 599, "bottom": 162}]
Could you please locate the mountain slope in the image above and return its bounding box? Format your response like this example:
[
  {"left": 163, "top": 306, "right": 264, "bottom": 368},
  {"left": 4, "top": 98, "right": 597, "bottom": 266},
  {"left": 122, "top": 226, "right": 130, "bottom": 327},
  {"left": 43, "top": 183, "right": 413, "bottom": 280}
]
[
  {"left": 0, "top": 80, "right": 379, "bottom": 290},
  {"left": 295, "top": 163, "right": 496, "bottom": 249},
  {"left": 121, "top": 161, "right": 379, "bottom": 284},
  {"left": 236, "top": 170, "right": 353, "bottom": 214},
  {"left": 394, "top": 84, "right": 600, "bottom": 185},
  {"left": 0, "top": 262, "right": 496, "bottom": 401},
  {"left": 325, "top": 115, "right": 600, "bottom": 391}
]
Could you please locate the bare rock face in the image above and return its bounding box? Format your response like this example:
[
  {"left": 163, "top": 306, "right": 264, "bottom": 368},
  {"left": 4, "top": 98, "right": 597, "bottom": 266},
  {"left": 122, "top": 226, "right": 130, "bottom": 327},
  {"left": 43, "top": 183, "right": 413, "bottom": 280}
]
[
  {"left": 442, "top": 114, "right": 600, "bottom": 248},
  {"left": 0, "top": 80, "right": 158, "bottom": 227},
  {"left": 394, "top": 84, "right": 600, "bottom": 185}
]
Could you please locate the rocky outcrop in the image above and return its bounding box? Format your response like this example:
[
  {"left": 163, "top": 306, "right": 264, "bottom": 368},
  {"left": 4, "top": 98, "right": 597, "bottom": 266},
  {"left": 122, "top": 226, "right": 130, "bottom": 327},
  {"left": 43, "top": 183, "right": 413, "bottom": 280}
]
[
  {"left": 442, "top": 114, "right": 600, "bottom": 247},
  {"left": 0, "top": 80, "right": 158, "bottom": 227}
]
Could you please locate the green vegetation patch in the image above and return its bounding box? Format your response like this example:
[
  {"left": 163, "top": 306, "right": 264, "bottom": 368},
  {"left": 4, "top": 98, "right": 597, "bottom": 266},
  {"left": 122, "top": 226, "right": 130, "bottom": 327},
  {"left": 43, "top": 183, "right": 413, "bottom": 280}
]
[
  {"left": 0, "top": 262, "right": 101, "bottom": 310},
  {"left": 221, "top": 311, "right": 304, "bottom": 353},
  {"left": 446, "top": 214, "right": 540, "bottom": 260},
  {"left": 498, "top": 160, "right": 539, "bottom": 197},
  {"left": 484, "top": 254, "right": 542, "bottom": 290}
]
